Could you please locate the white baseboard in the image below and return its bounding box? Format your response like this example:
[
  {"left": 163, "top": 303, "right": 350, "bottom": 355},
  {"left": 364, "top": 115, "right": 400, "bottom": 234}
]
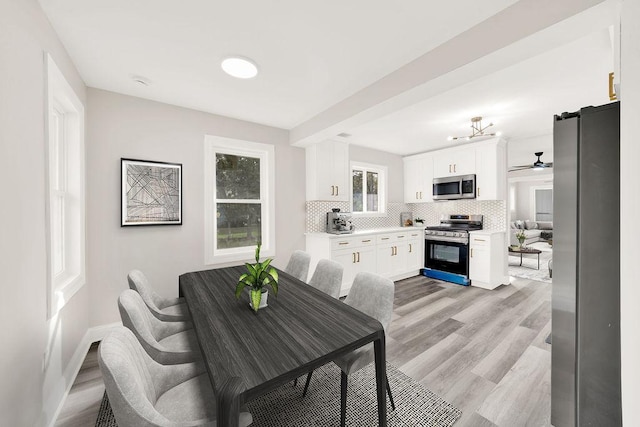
[{"left": 46, "top": 322, "right": 121, "bottom": 427}]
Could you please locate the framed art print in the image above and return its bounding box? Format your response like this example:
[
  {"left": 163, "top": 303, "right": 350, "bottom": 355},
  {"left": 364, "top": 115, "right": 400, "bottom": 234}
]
[{"left": 121, "top": 158, "right": 182, "bottom": 226}]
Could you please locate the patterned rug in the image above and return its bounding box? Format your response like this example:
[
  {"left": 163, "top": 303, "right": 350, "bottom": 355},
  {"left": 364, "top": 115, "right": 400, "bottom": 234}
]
[
  {"left": 96, "top": 362, "right": 461, "bottom": 427},
  {"left": 508, "top": 241, "right": 553, "bottom": 284}
]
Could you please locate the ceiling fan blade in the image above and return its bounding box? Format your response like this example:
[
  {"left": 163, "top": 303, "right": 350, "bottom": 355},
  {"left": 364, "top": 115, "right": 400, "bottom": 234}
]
[{"left": 544, "top": 162, "right": 553, "bottom": 168}]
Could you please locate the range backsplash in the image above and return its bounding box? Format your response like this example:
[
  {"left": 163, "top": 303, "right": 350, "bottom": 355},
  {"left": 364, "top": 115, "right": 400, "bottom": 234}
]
[{"left": 305, "top": 200, "right": 506, "bottom": 233}]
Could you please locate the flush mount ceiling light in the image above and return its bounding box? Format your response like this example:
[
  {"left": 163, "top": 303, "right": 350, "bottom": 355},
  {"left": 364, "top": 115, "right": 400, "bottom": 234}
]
[
  {"left": 221, "top": 56, "right": 258, "bottom": 79},
  {"left": 447, "top": 116, "right": 500, "bottom": 141}
]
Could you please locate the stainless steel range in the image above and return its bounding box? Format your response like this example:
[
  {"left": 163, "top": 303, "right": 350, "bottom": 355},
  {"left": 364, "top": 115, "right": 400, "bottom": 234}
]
[{"left": 423, "top": 214, "right": 483, "bottom": 285}]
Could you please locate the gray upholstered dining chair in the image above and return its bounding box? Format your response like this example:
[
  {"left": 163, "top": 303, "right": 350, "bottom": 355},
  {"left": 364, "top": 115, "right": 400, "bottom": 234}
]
[
  {"left": 128, "top": 269, "right": 190, "bottom": 321},
  {"left": 99, "top": 326, "right": 253, "bottom": 427},
  {"left": 302, "top": 272, "right": 396, "bottom": 427},
  {"left": 294, "top": 258, "right": 344, "bottom": 387},
  {"left": 308, "top": 258, "right": 343, "bottom": 299},
  {"left": 118, "top": 289, "right": 200, "bottom": 365},
  {"left": 284, "top": 250, "right": 311, "bottom": 282}
]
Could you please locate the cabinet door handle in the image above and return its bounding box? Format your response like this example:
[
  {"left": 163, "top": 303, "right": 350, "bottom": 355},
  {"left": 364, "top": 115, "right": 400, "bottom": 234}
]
[
  {"left": 416, "top": 191, "right": 419, "bottom": 200},
  {"left": 419, "top": 191, "right": 423, "bottom": 199},
  {"left": 339, "top": 241, "right": 349, "bottom": 245},
  {"left": 449, "top": 164, "right": 451, "bottom": 173},
  {"left": 336, "top": 186, "right": 339, "bottom": 196},
  {"left": 398, "top": 235, "right": 405, "bottom": 238},
  {"left": 331, "top": 185, "right": 335, "bottom": 196},
  {"left": 352, "top": 252, "right": 356, "bottom": 263},
  {"left": 470, "top": 248, "right": 473, "bottom": 257},
  {"left": 454, "top": 164, "right": 457, "bottom": 173},
  {"left": 409, "top": 243, "right": 412, "bottom": 253},
  {"left": 362, "top": 239, "right": 371, "bottom": 243},
  {"left": 381, "top": 237, "right": 389, "bottom": 240},
  {"left": 356, "top": 251, "right": 360, "bottom": 262},
  {"left": 475, "top": 239, "right": 486, "bottom": 242}
]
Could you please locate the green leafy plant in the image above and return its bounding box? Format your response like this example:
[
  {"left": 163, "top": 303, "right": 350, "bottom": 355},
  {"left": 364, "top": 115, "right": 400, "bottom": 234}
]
[
  {"left": 235, "top": 243, "right": 279, "bottom": 312},
  {"left": 515, "top": 230, "right": 526, "bottom": 245}
]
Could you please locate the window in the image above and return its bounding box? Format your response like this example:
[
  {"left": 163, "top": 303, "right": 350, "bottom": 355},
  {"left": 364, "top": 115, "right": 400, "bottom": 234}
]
[
  {"left": 204, "top": 136, "right": 275, "bottom": 264},
  {"left": 350, "top": 162, "right": 387, "bottom": 216},
  {"left": 533, "top": 187, "right": 553, "bottom": 221},
  {"left": 46, "top": 54, "right": 85, "bottom": 316}
]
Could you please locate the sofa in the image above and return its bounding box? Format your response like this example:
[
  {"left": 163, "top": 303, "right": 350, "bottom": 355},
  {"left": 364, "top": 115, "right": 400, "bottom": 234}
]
[{"left": 510, "top": 219, "right": 553, "bottom": 246}]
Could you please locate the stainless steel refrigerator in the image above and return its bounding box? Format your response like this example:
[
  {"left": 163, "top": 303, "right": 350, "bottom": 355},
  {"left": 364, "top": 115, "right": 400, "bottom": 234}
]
[{"left": 552, "top": 101, "right": 621, "bottom": 426}]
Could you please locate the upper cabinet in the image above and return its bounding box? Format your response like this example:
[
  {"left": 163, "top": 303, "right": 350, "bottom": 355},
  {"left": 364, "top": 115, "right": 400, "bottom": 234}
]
[
  {"left": 403, "top": 153, "right": 433, "bottom": 203},
  {"left": 403, "top": 138, "right": 507, "bottom": 202},
  {"left": 433, "top": 149, "right": 476, "bottom": 177},
  {"left": 306, "top": 140, "right": 349, "bottom": 201},
  {"left": 475, "top": 139, "right": 507, "bottom": 200}
]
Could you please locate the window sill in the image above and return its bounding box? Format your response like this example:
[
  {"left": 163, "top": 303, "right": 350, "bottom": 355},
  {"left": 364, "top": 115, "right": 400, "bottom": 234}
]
[
  {"left": 51, "top": 274, "right": 85, "bottom": 317},
  {"left": 205, "top": 247, "right": 276, "bottom": 266},
  {"left": 352, "top": 212, "right": 388, "bottom": 219}
]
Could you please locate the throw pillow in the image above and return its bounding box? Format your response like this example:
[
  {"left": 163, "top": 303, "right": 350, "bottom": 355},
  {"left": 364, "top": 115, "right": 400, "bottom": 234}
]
[
  {"left": 538, "top": 221, "right": 553, "bottom": 230},
  {"left": 525, "top": 220, "right": 539, "bottom": 230},
  {"left": 514, "top": 220, "right": 525, "bottom": 230}
]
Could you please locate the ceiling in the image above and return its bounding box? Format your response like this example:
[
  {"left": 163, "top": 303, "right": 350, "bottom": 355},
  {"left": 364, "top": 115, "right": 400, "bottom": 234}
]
[{"left": 39, "top": 0, "right": 615, "bottom": 166}]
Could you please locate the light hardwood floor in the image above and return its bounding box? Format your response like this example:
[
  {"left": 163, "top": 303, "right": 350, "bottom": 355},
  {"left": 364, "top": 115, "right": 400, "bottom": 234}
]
[{"left": 56, "top": 275, "right": 551, "bottom": 426}]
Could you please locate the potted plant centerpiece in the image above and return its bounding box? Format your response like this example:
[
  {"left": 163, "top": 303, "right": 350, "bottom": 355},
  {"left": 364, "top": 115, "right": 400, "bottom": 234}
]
[
  {"left": 235, "top": 243, "right": 279, "bottom": 312},
  {"left": 515, "top": 230, "right": 526, "bottom": 248}
]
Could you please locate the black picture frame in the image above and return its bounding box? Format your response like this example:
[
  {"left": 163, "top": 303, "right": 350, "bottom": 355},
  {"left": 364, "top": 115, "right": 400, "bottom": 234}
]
[{"left": 121, "top": 158, "right": 182, "bottom": 226}]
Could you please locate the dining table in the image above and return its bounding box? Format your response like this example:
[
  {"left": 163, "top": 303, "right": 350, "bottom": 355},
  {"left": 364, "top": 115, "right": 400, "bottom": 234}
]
[{"left": 179, "top": 265, "right": 387, "bottom": 427}]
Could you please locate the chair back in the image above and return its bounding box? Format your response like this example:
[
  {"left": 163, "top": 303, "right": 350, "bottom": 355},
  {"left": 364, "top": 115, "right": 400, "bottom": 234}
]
[
  {"left": 345, "top": 272, "right": 395, "bottom": 332},
  {"left": 128, "top": 269, "right": 164, "bottom": 312},
  {"left": 308, "top": 259, "right": 343, "bottom": 299},
  {"left": 285, "top": 250, "right": 311, "bottom": 282},
  {"left": 98, "top": 327, "right": 168, "bottom": 426}
]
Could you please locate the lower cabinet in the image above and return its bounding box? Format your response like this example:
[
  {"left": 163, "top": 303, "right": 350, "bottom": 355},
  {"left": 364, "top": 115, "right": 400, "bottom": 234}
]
[
  {"left": 306, "top": 229, "right": 424, "bottom": 296},
  {"left": 469, "top": 231, "right": 509, "bottom": 290}
]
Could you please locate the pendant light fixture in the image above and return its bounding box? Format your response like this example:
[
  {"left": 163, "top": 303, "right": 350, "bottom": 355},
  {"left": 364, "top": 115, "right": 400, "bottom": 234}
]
[{"left": 447, "top": 116, "right": 501, "bottom": 141}]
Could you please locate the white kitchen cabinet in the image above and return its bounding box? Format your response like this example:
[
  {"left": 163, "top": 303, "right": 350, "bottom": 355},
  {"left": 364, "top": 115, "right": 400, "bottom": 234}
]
[
  {"left": 433, "top": 149, "right": 476, "bottom": 178},
  {"left": 403, "top": 153, "right": 433, "bottom": 203},
  {"left": 475, "top": 139, "right": 507, "bottom": 200},
  {"left": 469, "top": 231, "right": 509, "bottom": 290},
  {"left": 306, "top": 140, "right": 349, "bottom": 201},
  {"left": 306, "top": 228, "right": 424, "bottom": 296}
]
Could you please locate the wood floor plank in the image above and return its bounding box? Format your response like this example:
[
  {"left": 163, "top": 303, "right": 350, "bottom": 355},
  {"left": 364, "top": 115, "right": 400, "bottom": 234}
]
[
  {"left": 520, "top": 300, "right": 551, "bottom": 332},
  {"left": 477, "top": 345, "right": 551, "bottom": 426},
  {"left": 440, "top": 371, "right": 497, "bottom": 427},
  {"left": 397, "top": 332, "right": 469, "bottom": 381},
  {"left": 471, "top": 326, "right": 538, "bottom": 384}
]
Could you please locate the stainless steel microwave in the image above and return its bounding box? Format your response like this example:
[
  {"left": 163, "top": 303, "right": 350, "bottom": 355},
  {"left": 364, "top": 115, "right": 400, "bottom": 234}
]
[{"left": 433, "top": 174, "right": 476, "bottom": 200}]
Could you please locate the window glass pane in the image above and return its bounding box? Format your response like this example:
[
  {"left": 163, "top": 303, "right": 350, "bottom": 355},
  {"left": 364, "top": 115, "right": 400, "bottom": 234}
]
[
  {"left": 366, "top": 171, "right": 378, "bottom": 212},
  {"left": 216, "top": 154, "right": 260, "bottom": 199},
  {"left": 216, "top": 203, "right": 262, "bottom": 249},
  {"left": 352, "top": 170, "right": 363, "bottom": 212},
  {"left": 535, "top": 189, "right": 553, "bottom": 221}
]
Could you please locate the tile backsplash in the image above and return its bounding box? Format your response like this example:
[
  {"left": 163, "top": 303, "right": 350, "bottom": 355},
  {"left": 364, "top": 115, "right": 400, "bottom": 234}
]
[{"left": 306, "top": 199, "right": 506, "bottom": 233}]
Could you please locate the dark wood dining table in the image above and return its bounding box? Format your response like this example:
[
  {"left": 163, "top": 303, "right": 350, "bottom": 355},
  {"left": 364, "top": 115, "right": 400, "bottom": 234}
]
[{"left": 179, "top": 265, "right": 387, "bottom": 427}]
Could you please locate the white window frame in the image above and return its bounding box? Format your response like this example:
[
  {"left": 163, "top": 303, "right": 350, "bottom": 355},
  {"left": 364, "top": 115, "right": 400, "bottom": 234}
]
[
  {"left": 204, "top": 135, "right": 275, "bottom": 264},
  {"left": 45, "top": 54, "right": 85, "bottom": 317},
  {"left": 350, "top": 161, "right": 387, "bottom": 217}
]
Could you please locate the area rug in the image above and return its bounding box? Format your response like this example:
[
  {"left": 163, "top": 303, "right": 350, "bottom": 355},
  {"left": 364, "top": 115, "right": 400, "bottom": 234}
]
[
  {"left": 508, "top": 241, "right": 553, "bottom": 284},
  {"left": 95, "top": 362, "right": 461, "bottom": 427}
]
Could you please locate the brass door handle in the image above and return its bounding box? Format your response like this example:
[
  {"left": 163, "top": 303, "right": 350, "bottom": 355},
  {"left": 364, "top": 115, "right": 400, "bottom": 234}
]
[
  {"left": 419, "top": 191, "right": 422, "bottom": 199},
  {"left": 470, "top": 248, "right": 473, "bottom": 257},
  {"left": 416, "top": 191, "right": 419, "bottom": 200},
  {"left": 352, "top": 252, "right": 356, "bottom": 263},
  {"left": 356, "top": 251, "right": 360, "bottom": 262},
  {"left": 409, "top": 243, "right": 412, "bottom": 253},
  {"left": 331, "top": 185, "right": 335, "bottom": 196},
  {"left": 477, "top": 187, "right": 480, "bottom": 197},
  {"left": 335, "top": 186, "right": 339, "bottom": 196}
]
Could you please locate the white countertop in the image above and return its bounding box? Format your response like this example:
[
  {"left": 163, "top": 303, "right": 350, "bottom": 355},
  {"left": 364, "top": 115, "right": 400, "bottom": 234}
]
[
  {"left": 306, "top": 226, "right": 425, "bottom": 238},
  {"left": 469, "top": 229, "right": 507, "bottom": 235}
]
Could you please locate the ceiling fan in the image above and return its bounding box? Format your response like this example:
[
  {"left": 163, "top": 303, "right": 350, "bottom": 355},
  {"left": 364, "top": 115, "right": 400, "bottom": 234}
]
[{"left": 509, "top": 152, "right": 553, "bottom": 172}]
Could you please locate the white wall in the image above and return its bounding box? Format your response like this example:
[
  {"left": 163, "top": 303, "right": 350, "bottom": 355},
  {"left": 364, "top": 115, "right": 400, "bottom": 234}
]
[
  {"left": 512, "top": 180, "right": 554, "bottom": 221},
  {"left": 349, "top": 144, "right": 404, "bottom": 203},
  {"left": 620, "top": 0, "right": 640, "bottom": 424},
  {"left": 0, "top": 1, "right": 89, "bottom": 426},
  {"left": 86, "top": 89, "right": 304, "bottom": 327}
]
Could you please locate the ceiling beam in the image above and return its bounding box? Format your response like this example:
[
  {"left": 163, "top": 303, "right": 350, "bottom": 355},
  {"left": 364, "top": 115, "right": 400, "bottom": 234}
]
[{"left": 290, "top": 0, "right": 613, "bottom": 147}]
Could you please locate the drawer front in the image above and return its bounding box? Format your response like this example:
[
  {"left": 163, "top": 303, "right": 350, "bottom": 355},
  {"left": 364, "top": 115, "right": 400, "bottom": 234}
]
[
  {"left": 470, "top": 235, "right": 490, "bottom": 247},
  {"left": 376, "top": 233, "right": 395, "bottom": 245},
  {"left": 331, "top": 236, "right": 375, "bottom": 251},
  {"left": 407, "top": 230, "right": 423, "bottom": 241}
]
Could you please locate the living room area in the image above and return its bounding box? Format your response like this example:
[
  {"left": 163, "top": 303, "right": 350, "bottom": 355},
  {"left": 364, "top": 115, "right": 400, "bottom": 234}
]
[{"left": 508, "top": 171, "right": 554, "bottom": 283}]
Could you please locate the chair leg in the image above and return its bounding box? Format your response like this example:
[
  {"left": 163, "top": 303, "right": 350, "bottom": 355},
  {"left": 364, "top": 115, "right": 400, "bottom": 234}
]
[
  {"left": 302, "top": 371, "right": 313, "bottom": 397},
  {"left": 340, "top": 372, "right": 348, "bottom": 427},
  {"left": 386, "top": 374, "right": 395, "bottom": 411}
]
